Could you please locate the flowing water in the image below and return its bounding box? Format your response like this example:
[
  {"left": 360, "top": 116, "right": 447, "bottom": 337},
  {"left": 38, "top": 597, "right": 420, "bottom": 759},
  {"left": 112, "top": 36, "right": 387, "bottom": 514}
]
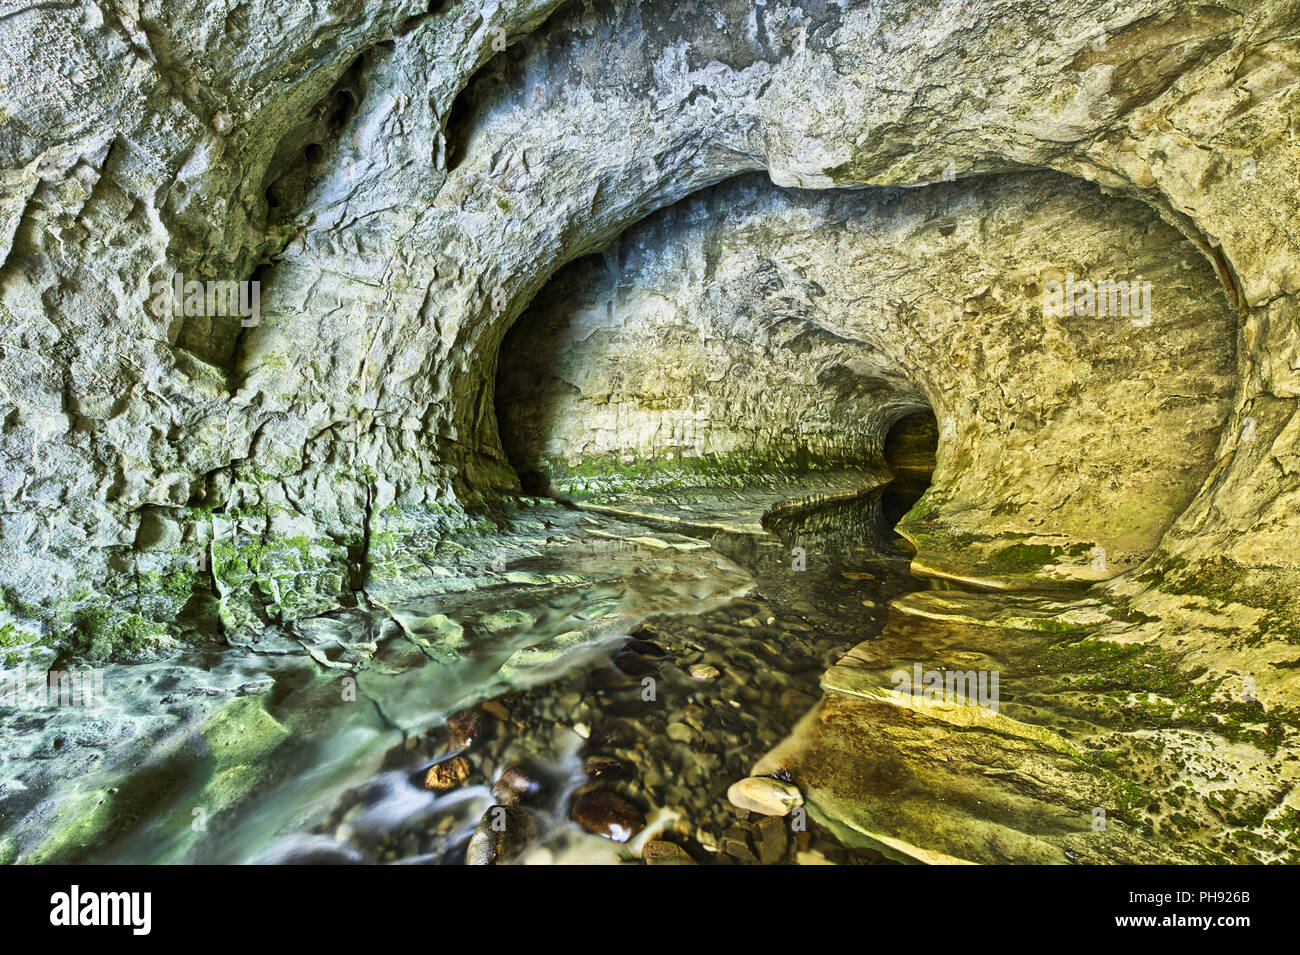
[{"left": 80, "top": 472, "right": 932, "bottom": 865}]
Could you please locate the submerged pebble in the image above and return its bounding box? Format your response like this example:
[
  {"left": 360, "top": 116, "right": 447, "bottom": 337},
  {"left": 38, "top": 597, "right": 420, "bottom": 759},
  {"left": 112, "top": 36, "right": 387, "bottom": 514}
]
[
  {"left": 423, "top": 755, "right": 471, "bottom": 793},
  {"left": 466, "top": 805, "right": 538, "bottom": 865},
  {"left": 482, "top": 699, "right": 510, "bottom": 721},
  {"left": 727, "top": 776, "right": 804, "bottom": 816},
  {"left": 642, "top": 840, "right": 696, "bottom": 865},
  {"left": 447, "top": 709, "right": 482, "bottom": 748},
  {"left": 585, "top": 754, "right": 631, "bottom": 780},
  {"left": 571, "top": 790, "right": 646, "bottom": 842},
  {"left": 492, "top": 765, "right": 543, "bottom": 805}
]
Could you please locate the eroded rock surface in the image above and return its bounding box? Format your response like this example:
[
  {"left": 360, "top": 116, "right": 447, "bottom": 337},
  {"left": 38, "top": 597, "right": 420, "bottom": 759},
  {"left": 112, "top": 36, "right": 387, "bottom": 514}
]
[
  {"left": 0, "top": 0, "right": 1297, "bottom": 654},
  {"left": 499, "top": 170, "right": 1237, "bottom": 588},
  {"left": 2, "top": 0, "right": 1300, "bottom": 865}
]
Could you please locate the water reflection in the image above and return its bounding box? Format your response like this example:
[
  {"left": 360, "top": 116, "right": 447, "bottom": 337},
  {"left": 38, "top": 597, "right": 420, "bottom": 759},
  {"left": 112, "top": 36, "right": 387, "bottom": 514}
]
[
  {"left": 92, "top": 470, "right": 934, "bottom": 864},
  {"left": 763, "top": 470, "right": 932, "bottom": 560}
]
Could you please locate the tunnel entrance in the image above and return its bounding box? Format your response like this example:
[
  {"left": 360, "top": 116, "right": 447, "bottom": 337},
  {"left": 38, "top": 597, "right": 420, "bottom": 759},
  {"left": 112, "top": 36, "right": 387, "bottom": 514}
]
[
  {"left": 483, "top": 166, "right": 1239, "bottom": 592},
  {"left": 883, "top": 410, "right": 938, "bottom": 473},
  {"left": 491, "top": 175, "right": 936, "bottom": 506},
  {"left": 494, "top": 306, "right": 564, "bottom": 496},
  {"left": 880, "top": 409, "right": 937, "bottom": 528}
]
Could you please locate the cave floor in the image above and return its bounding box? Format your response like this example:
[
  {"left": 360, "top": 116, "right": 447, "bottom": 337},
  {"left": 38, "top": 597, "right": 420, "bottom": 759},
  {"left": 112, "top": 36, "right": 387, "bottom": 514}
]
[
  {"left": 7, "top": 476, "right": 1297, "bottom": 864},
  {"left": 304, "top": 480, "right": 931, "bottom": 865}
]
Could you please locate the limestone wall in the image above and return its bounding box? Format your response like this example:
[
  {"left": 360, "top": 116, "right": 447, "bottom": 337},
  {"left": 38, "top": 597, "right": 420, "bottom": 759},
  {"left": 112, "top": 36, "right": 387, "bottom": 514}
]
[{"left": 0, "top": 0, "right": 1298, "bottom": 667}]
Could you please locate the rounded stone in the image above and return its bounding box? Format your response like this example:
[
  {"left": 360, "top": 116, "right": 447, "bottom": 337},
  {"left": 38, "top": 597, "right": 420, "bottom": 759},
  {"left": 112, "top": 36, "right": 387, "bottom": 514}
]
[
  {"left": 585, "top": 754, "right": 631, "bottom": 780},
  {"left": 423, "top": 755, "right": 471, "bottom": 793},
  {"left": 571, "top": 789, "right": 646, "bottom": 842},
  {"left": 666, "top": 721, "right": 694, "bottom": 742},
  {"left": 491, "top": 764, "right": 543, "bottom": 805},
  {"left": 465, "top": 805, "right": 537, "bottom": 865},
  {"left": 447, "top": 708, "right": 482, "bottom": 748},
  {"left": 642, "top": 840, "right": 697, "bottom": 865},
  {"left": 727, "top": 776, "right": 803, "bottom": 816}
]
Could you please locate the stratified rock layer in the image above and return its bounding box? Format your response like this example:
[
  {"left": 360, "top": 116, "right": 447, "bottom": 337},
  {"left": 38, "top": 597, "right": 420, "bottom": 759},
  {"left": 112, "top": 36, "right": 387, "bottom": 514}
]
[
  {"left": 0, "top": 0, "right": 1298, "bottom": 661},
  {"left": 2, "top": 0, "right": 1300, "bottom": 864}
]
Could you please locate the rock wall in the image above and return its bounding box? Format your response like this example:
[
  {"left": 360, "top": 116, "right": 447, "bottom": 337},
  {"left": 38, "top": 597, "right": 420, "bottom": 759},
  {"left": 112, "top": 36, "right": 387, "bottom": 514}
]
[
  {"left": 1, "top": 0, "right": 1299, "bottom": 681},
  {"left": 499, "top": 170, "right": 1237, "bottom": 587},
  {"left": 495, "top": 183, "right": 930, "bottom": 492}
]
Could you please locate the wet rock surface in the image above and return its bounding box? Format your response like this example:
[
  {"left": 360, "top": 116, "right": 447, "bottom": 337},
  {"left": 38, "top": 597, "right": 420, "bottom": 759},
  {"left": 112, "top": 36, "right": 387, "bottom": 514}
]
[
  {"left": 6, "top": 468, "right": 1295, "bottom": 865},
  {"left": 292, "top": 472, "right": 1297, "bottom": 866},
  {"left": 282, "top": 480, "right": 929, "bottom": 865},
  {"left": 763, "top": 588, "right": 1300, "bottom": 864},
  {"left": 3, "top": 0, "right": 1299, "bottom": 722},
  {"left": 4, "top": 0, "right": 1300, "bottom": 868}
]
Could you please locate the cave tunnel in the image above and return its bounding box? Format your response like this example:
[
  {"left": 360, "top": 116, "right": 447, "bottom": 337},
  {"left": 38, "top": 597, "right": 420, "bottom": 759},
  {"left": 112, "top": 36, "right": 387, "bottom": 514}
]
[
  {"left": 880, "top": 409, "right": 938, "bottom": 529},
  {"left": 3, "top": 0, "right": 1297, "bottom": 881}
]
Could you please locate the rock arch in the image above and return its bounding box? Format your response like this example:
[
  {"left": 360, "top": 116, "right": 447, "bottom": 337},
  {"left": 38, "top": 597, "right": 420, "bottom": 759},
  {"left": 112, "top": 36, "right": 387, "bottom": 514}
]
[
  {"left": 494, "top": 169, "right": 1237, "bottom": 590},
  {"left": 0, "top": 0, "right": 1296, "bottom": 695}
]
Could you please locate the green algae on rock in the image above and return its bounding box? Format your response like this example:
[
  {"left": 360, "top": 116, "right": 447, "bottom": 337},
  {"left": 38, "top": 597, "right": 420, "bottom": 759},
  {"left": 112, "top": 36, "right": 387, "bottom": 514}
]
[{"left": 2, "top": 0, "right": 1300, "bottom": 869}]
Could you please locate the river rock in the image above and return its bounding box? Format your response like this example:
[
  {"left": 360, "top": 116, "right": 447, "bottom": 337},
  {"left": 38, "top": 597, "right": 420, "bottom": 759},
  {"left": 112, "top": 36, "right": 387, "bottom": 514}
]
[
  {"left": 719, "top": 826, "right": 758, "bottom": 864},
  {"left": 585, "top": 755, "right": 631, "bottom": 780},
  {"left": 482, "top": 700, "right": 510, "bottom": 722},
  {"left": 423, "top": 755, "right": 471, "bottom": 793},
  {"left": 447, "top": 709, "right": 482, "bottom": 748},
  {"left": 571, "top": 790, "right": 645, "bottom": 842},
  {"left": 666, "top": 721, "right": 694, "bottom": 743},
  {"left": 491, "top": 765, "right": 543, "bottom": 805},
  {"left": 587, "top": 718, "right": 636, "bottom": 750},
  {"left": 753, "top": 816, "right": 789, "bottom": 864},
  {"left": 465, "top": 806, "right": 537, "bottom": 865},
  {"left": 727, "top": 776, "right": 804, "bottom": 816},
  {"left": 642, "top": 841, "right": 696, "bottom": 865}
]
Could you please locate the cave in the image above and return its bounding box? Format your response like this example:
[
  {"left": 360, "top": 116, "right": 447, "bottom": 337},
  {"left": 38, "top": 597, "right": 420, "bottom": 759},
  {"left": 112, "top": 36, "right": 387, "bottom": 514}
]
[{"left": 1, "top": 0, "right": 1299, "bottom": 885}]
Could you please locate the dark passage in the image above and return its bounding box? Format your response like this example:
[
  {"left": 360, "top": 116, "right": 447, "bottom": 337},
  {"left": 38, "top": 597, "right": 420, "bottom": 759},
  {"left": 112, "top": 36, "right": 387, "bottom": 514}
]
[{"left": 880, "top": 409, "right": 937, "bottom": 530}]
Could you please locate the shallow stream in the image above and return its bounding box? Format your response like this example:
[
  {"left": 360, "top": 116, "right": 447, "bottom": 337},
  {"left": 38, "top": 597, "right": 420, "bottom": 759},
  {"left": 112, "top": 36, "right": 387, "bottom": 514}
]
[{"left": 78, "top": 474, "right": 933, "bottom": 864}]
